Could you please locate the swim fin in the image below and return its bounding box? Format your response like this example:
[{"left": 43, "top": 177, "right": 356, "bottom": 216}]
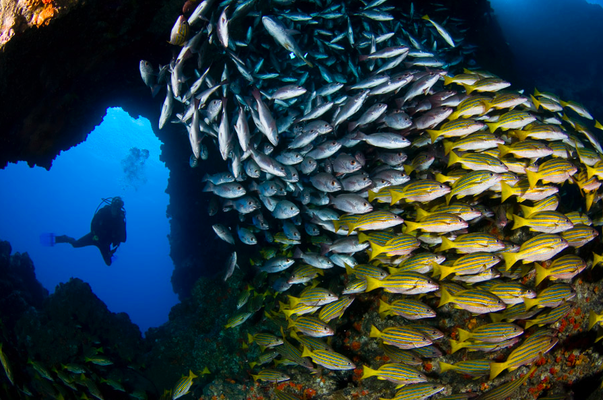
[{"left": 39, "top": 233, "right": 56, "bottom": 247}]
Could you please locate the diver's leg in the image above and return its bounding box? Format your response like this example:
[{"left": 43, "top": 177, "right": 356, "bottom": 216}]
[
  {"left": 70, "top": 233, "right": 96, "bottom": 248},
  {"left": 54, "top": 235, "right": 76, "bottom": 245},
  {"left": 97, "top": 242, "right": 113, "bottom": 266}
]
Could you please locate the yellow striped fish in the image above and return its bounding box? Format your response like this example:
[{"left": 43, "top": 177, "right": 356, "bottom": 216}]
[
  {"left": 523, "top": 283, "right": 575, "bottom": 311},
  {"left": 443, "top": 132, "right": 505, "bottom": 155},
  {"left": 497, "top": 140, "right": 553, "bottom": 159},
  {"left": 524, "top": 302, "right": 572, "bottom": 329},
  {"left": 457, "top": 322, "right": 523, "bottom": 343},
  {"left": 301, "top": 347, "right": 355, "bottom": 370},
  {"left": 361, "top": 363, "right": 427, "bottom": 386},
  {"left": 437, "top": 233, "right": 505, "bottom": 254},
  {"left": 519, "top": 195, "right": 559, "bottom": 217},
  {"left": 365, "top": 272, "right": 438, "bottom": 294},
  {"left": 525, "top": 159, "right": 577, "bottom": 188},
  {"left": 501, "top": 233, "right": 568, "bottom": 269},
  {"left": 446, "top": 170, "right": 502, "bottom": 204},
  {"left": 404, "top": 212, "right": 467, "bottom": 233},
  {"left": 369, "top": 325, "right": 432, "bottom": 349},
  {"left": 438, "top": 288, "right": 506, "bottom": 314},
  {"left": 489, "top": 333, "right": 557, "bottom": 379},
  {"left": 318, "top": 296, "right": 354, "bottom": 322},
  {"left": 378, "top": 298, "right": 436, "bottom": 320},
  {"left": 560, "top": 224, "right": 598, "bottom": 247},
  {"left": 535, "top": 255, "right": 586, "bottom": 285},
  {"left": 448, "top": 150, "right": 508, "bottom": 173},
  {"left": 479, "top": 365, "right": 537, "bottom": 400},
  {"left": 250, "top": 369, "right": 290, "bottom": 383},
  {"left": 172, "top": 370, "right": 197, "bottom": 400},
  {"left": 487, "top": 110, "right": 536, "bottom": 132},
  {"left": 433, "top": 252, "right": 500, "bottom": 280},
  {"left": 369, "top": 234, "right": 421, "bottom": 259},
  {"left": 511, "top": 211, "right": 573, "bottom": 233},
  {"left": 426, "top": 118, "right": 485, "bottom": 143},
  {"left": 380, "top": 383, "right": 446, "bottom": 400},
  {"left": 447, "top": 96, "right": 491, "bottom": 120},
  {"left": 439, "top": 359, "right": 491, "bottom": 376},
  {"left": 423, "top": 202, "right": 482, "bottom": 221}
]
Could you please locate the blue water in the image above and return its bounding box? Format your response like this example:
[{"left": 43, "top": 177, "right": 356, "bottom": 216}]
[{"left": 0, "top": 107, "right": 178, "bottom": 335}]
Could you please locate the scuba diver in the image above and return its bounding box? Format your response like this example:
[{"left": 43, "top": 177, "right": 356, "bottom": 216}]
[{"left": 47, "top": 197, "right": 126, "bottom": 266}]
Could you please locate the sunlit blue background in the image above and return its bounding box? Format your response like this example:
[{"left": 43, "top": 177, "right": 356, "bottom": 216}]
[{"left": 0, "top": 107, "right": 178, "bottom": 335}]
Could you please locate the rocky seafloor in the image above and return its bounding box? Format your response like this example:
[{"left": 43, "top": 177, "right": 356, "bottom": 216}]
[{"left": 1, "top": 237, "right": 603, "bottom": 400}]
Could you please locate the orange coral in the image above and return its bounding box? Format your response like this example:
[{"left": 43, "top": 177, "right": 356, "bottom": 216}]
[{"left": 32, "top": 4, "right": 56, "bottom": 27}]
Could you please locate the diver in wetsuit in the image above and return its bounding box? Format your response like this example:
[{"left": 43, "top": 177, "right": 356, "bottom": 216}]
[{"left": 54, "top": 197, "right": 127, "bottom": 266}]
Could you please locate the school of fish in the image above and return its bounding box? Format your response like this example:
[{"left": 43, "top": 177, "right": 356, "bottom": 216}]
[{"left": 139, "top": 0, "right": 603, "bottom": 399}]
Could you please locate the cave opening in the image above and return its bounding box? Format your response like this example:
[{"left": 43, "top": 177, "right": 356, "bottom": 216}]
[{"left": 0, "top": 107, "right": 178, "bottom": 335}]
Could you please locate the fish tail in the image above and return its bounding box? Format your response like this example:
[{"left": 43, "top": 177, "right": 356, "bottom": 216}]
[
  {"left": 586, "top": 192, "right": 595, "bottom": 211},
  {"left": 489, "top": 361, "right": 507, "bottom": 380},
  {"left": 435, "top": 173, "right": 449, "bottom": 184},
  {"left": 463, "top": 84, "right": 475, "bottom": 95},
  {"left": 247, "top": 333, "right": 254, "bottom": 344},
  {"left": 202, "top": 182, "right": 215, "bottom": 192},
  {"left": 447, "top": 150, "right": 461, "bottom": 168},
  {"left": 457, "top": 328, "right": 471, "bottom": 342},
  {"left": 439, "top": 361, "right": 455, "bottom": 372},
  {"left": 534, "top": 263, "right": 549, "bottom": 286},
  {"left": 368, "top": 190, "right": 378, "bottom": 203},
  {"left": 437, "top": 263, "right": 454, "bottom": 280},
  {"left": 511, "top": 214, "right": 527, "bottom": 230},
  {"left": 593, "top": 252, "right": 603, "bottom": 268},
  {"left": 524, "top": 319, "right": 537, "bottom": 330},
  {"left": 519, "top": 203, "right": 534, "bottom": 218},
  {"left": 586, "top": 164, "right": 597, "bottom": 180},
  {"left": 443, "top": 76, "right": 454, "bottom": 86},
  {"left": 403, "top": 164, "right": 414, "bottom": 175},
  {"left": 589, "top": 311, "right": 600, "bottom": 330},
  {"left": 490, "top": 312, "right": 503, "bottom": 323},
  {"left": 500, "top": 181, "right": 515, "bottom": 203},
  {"left": 404, "top": 220, "right": 420, "bottom": 233},
  {"left": 514, "top": 129, "right": 528, "bottom": 141},
  {"left": 526, "top": 168, "right": 539, "bottom": 188},
  {"left": 358, "top": 54, "right": 369, "bottom": 62},
  {"left": 358, "top": 232, "right": 369, "bottom": 243},
  {"left": 421, "top": 14, "right": 430, "bottom": 21},
  {"left": 369, "top": 325, "right": 381, "bottom": 338},
  {"left": 595, "top": 120, "right": 603, "bottom": 130},
  {"left": 288, "top": 295, "right": 301, "bottom": 309},
  {"left": 501, "top": 252, "right": 520, "bottom": 270},
  {"left": 365, "top": 275, "right": 382, "bottom": 292},
  {"left": 369, "top": 242, "right": 385, "bottom": 261},
  {"left": 530, "top": 95, "right": 542, "bottom": 110},
  {"left": 438, "top": 236, "right": 455, "bottom": 252},
  {"left": 486, "top": 122, "right": 498, "bottom": 133},
  {"left": 427, "top": 129, "right": 440, "bottom": 144},
  {"left": 498, "top": 143, "right": 510, "bottom": 157},
  {"left": 378, "top": 299, "right": 391, "bottom": 315},
  {"left": 443, "top": 141, "right": 454, "bottom": 155},
  {"left": 438, "top": 287, "right": 454, "bottom": 308},
  {"left": 361, "top": 365, "right": 379, "bottom": 379},
  {"left": 523, "top": 297, "right": 538, "bottom": 311},
  {"left": 415, "top": 207, "right": 429, "bottom": 220},
  {"left": 301, "top": 346, "right": 313, "bottom": 358},
  {"left": 449, "top": 339, "right": 464, "bottom": 354},
  {"left": 445, "top": 193, "right": 453, "bottom": 205}
]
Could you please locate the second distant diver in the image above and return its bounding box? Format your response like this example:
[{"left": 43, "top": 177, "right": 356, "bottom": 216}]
[{"left": 53, "top": 197, "right": 127, "bottom": 266}]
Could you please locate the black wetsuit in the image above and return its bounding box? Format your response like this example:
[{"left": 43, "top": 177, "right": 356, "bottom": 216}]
[{"left": 57, "top": 205, "right": 126, "bottom": 266}]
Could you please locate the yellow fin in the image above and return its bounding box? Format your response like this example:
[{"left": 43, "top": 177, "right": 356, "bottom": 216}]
[
  {"left": 301, "top": 346, "right": 313, "bottom": 359},
  {"left": 523, "top": 297, "right": 538, "bottom": 311},
  {"left": 448, "top": 150, "right": 461, "bottom": 168},
  {"left": 500, "top": 181, "right": 516, "bottom": 203},
  {"left": 489, "top": 361, "right": 508, "bottom": 380},
  {"left": 501, "top": 252, "right": 521, "bottom": 271},
  {"left": 498, "top": 143, "right": 510, "bottom": 158},
  {"left": 369, "top": 325, "right": 381, "bottom": 338},
  {"left": 438, "top": 236, "right": 455, "bottom": 252},
  {"left": 427, "top": 129, "right": 440, "bottom": 143},
  {"left": 595, "top": 120, "right": 603, "bottom": 130},
  {"left": 361, "top": 365, "right": 379, "bottom": 380},
  {"left": 589, "top": 311, "right": 601, "bottom": 330},
  {"left": 486, "top": 122, "right": 498, "bottom": 133},
  {"left": 365, "top": 275, "right": 383, "bottom": 292},
  {"left": 443, "top": 76, "right": 454, "bottom": 86},
  {"left": 525, "top": 168, "right": 539, "bottom": 189},
  {"left": 530, "top": 95, "right": 542, "bottom": 110},
  {"left": 593, "top": 252, "right": 603, "bottom": 268},
  {"left": 415, "top": 207, "right": 429, "bottom": 220},
  {"left": 449, "top": 339, "right": 465, "bottom": 354},
  {"left": 403, "top": 164, "right": 414, "bottom": 175},
  {"left": 378, "top": 299, "right": 391, "bottom": 315},
  {"left": 404, "top": 220, "right": 420, "bottom": 233},
  {"left": 437, "top": 263, "right": 455, "bottom": 280},
  {"left": 438, "top": 287, "right": 454, "bottom": 308},
  {"left": 443, "top": 141, "right": 454, "bottom": 156},
  {"left": 439, "top": 361, "right": 455, "bottom": 373},
  {"left": 457, "top": 328, "right": 471, "bottom": 343},
  {"left": 511, "top": 214, "right": 528, "bottom": 230},
  {"left": 534, "top": 263, "right": 549, "bottom": 286},
  {"left": 519, "top": 203, "right": 535, "bottom": 218}
]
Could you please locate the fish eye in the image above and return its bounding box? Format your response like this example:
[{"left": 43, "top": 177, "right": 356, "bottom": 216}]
[
  {"left": 238, "top": 186, "right": 242, "bottom": 190},
  {"left": 248, "top": 201, "right": 253, "bottom": 205},
  {"left": 351, "top": 160, "right": 356, "bottom": 164}
]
